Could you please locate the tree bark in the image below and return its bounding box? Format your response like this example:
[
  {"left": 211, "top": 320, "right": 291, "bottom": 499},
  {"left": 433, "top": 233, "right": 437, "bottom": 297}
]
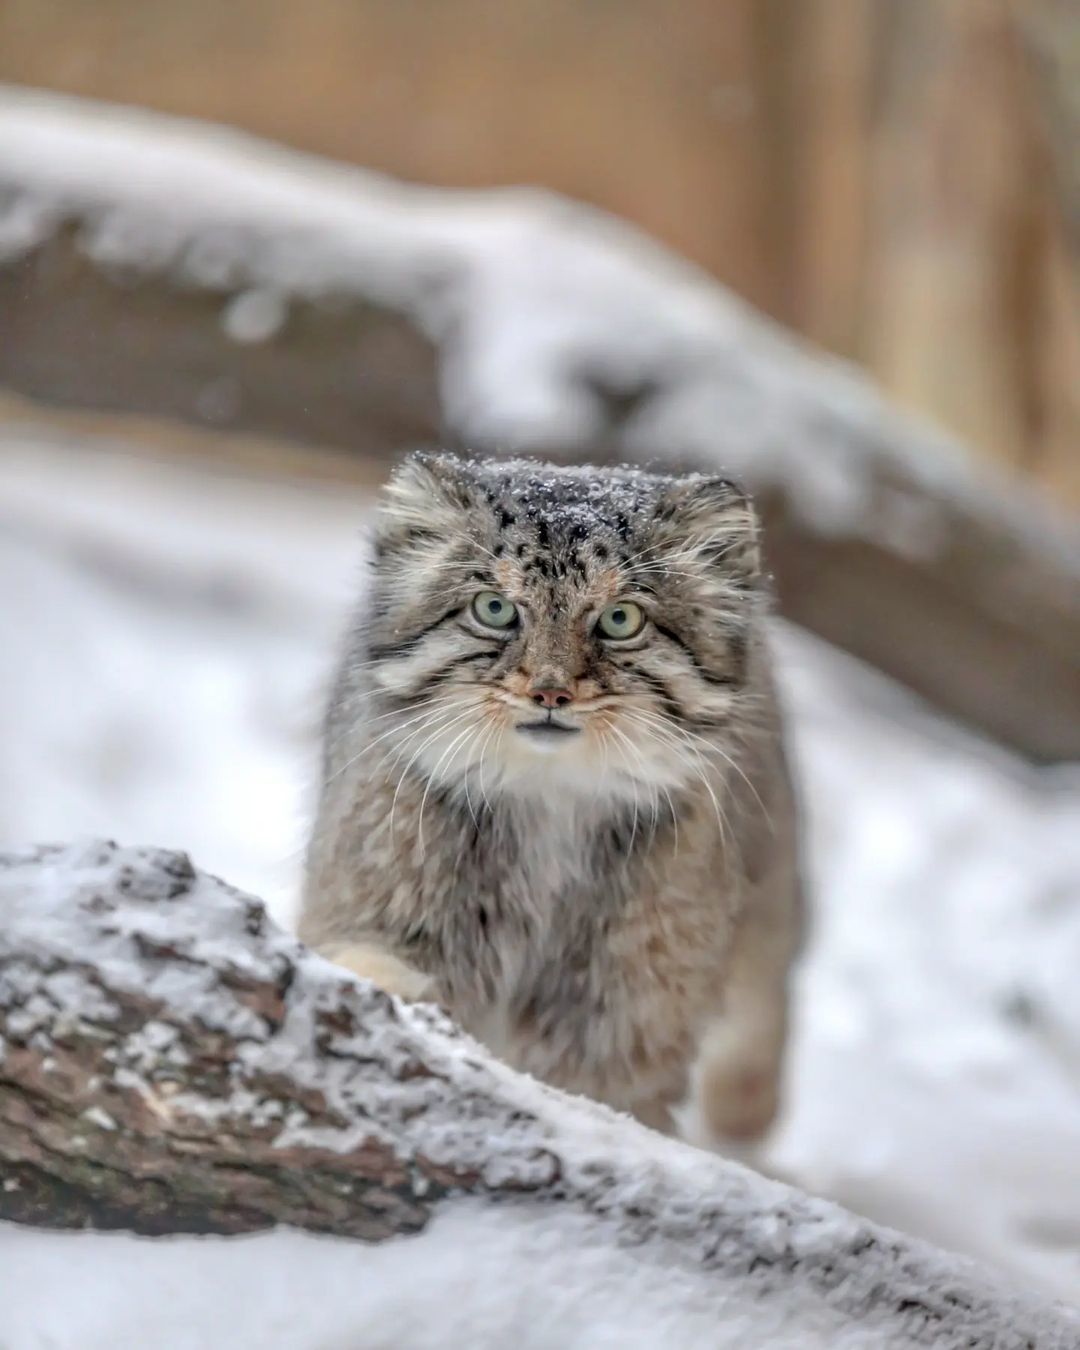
[
  {"left": 1, "top": 840, "right": 1077, "bottom": 1348},
  {"left": 1, "top": 87, "right": 1078, "bottom": 760}
]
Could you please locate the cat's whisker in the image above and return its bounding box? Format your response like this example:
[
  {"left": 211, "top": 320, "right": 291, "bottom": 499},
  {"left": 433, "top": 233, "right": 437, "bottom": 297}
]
[
  {"left": 460, "top": 715, "right": 499, "bottom": 829},
  {"left": 614, "top": 534, "right": 677, "bottom": 571},
  {"left": 407, "top": 563, "right": 490, "bottom": 583},
  {"left": 620, "top": 709, "right": 732, "bottom": 852},
  {"left": 417, "top": 717, "right": 485, "bottom": 856},
  {"left": 629, "top": 529, "right": 741, "bottom": 575},
  {"left": 369, "top": 704, "right": 469, "bottom": 792},
  {"left": 607, "top": 722, "right": 661, "bottom": 847},
  {"left": 618, "top": 527, "right": 727, "bottom": 579},
  {"left": 624, "top": 704, "right": 732, "bottom": 762},
  {"left": 705, "top": 741, "right": 772, "bottom": 828},
  {"left": 604, "top": 723, "right": 643, "bottom": 860},
  {"left": 624, "top": 727, "right": 681, "bottom": 856},
  {"left": 661, "top": 781, "right": 679, "bottom": 856},
  {"left": 473, "top": 714, "right": 503, "bottom": 814},
  {"left": 329, "top": 698, "right": 476, "bottom": 783},
  {"left": 459, "top": 741, "right": 480, "bottom": 830},
  {"left": 326, "top": 692, "right": 462, "bottom": 753},
  {"left": 388, "top": 704, "right": 482, "bottom": 846},
  {"left": 655, "top": 528, "right": 729, "bottom": 565},
  {"left": 598, "top": 719, "right": 612, "bottom": 785},
  {"left": 438, "top": 529, "right": 502, "bottom": 566},
  {"left": 631, "top": 565, "right": 735, "bottom": 585},
  {"left": 449, "top": 725, "right": 482, "bottom": 833},
  {"left": 629, "top": 704, "right": 770, "bottom": 828},
  {"left": 481, "top": 723, "right": 507, "bottom": 811}
]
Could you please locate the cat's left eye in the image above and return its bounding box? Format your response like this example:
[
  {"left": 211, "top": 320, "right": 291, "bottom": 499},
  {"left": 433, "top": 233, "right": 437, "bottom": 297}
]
[
  {"left": 596, "top": 601, "right": 645, "bottom": 640},
  {"left": 472, "top": 590, "right": 519, "bottom": 629}
]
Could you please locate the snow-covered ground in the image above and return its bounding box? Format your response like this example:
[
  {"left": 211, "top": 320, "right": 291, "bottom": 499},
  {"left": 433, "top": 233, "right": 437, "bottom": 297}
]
[
  {"left": 2, "top": 1203, "right": 1038, "bottom": 1350},
  {"left": 2, "top": 429, "right": 1079, "bottom": 1322}
]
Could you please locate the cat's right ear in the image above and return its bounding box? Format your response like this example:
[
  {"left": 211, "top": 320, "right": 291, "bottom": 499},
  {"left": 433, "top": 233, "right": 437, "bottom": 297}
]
[
  {"left": 373, "top": 452, "right": 473, "bottom": 557},
  {"left": 653, "top": 474, "right": 762, "bottom": 585}
]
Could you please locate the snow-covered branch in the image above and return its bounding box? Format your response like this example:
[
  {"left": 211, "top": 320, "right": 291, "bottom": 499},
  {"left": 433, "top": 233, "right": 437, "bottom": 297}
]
[
  {"left": 1, "top": 87, "right": 1078, "bottom": 761},
  {"left": 1, "top": 840, "right": 1077, "bottom": 1348}
]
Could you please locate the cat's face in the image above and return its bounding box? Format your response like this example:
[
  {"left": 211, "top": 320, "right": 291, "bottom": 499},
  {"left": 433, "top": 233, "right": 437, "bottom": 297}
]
[{"left": 361, "top": 454, "right": 763, "bottom": 803}]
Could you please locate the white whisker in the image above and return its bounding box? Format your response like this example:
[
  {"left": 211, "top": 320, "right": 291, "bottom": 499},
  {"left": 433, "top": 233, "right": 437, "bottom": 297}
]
[
  {"left": 387, "top": 703, "right": 483, "bottom": 843},
  {"left": 607, "top": 722, "right": 660, "bottom": 848},
  {"left": 470, "top": 715, "right": 501, "bottom": 817},
  {"left": 417, "top": 718, "right": 484, "bottom": 855},
  {"left": 329, "top": 697, "right": 475, "bottom": 783},
  {"left": 620, "top": 708, "right": 732, "bottom": 852}
]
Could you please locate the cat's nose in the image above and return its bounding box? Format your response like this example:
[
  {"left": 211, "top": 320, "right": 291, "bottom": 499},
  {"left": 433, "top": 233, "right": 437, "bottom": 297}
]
[{"left": 530, "top": 685, "right": 573, "bottom": 709}]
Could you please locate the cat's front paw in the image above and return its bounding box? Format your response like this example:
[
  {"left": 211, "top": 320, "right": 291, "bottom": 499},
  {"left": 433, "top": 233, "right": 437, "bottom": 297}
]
[{"left": 317, "top": 941, "right": 434, "bottom": 1002}]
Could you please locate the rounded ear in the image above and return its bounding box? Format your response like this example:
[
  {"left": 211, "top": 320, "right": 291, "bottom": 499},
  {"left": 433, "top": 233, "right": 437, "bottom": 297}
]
[
  {"left": 655, "top": 475, "right": 761, "bottom": 582},
  {"left": 375, "top": 451, "right": 475, "bottom": 553}
]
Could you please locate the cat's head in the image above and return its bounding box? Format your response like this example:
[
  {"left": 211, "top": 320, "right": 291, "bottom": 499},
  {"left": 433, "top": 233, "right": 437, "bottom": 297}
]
[{"left": 359, "top": 452, "right": 766, "bottom": 803}]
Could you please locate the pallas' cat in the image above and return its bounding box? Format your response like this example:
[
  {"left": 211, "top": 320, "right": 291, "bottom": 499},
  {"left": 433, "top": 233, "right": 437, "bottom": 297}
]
[{"left": 301, "top": 453, "right": 803, "bottom": 1141}]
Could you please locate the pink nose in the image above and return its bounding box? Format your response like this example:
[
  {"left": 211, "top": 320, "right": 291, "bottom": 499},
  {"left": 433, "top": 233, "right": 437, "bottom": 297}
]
[{"left": 530, "top": 685, "right": 573, "bottom": 709}]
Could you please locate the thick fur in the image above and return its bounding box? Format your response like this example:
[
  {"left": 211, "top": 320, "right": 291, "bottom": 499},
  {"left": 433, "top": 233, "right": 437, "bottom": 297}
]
[{"left": 301, "top": 453, "right": 804, "bottom": 1140}]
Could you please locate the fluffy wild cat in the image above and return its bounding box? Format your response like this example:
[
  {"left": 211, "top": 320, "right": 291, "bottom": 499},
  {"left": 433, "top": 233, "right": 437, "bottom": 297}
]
[{"left": 300, "top": 452, "right": 803, "bottom": 1142}]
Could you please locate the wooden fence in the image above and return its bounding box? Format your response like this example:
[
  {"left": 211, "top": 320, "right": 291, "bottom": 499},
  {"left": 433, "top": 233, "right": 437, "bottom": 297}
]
[{"left": 1, "top": 0, "right": 1077, "bottom": 503}]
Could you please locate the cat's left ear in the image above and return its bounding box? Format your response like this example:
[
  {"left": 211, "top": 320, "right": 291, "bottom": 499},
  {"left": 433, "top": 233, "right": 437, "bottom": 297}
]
[
  {"left": 374, "top": 451, "right": 474, "bottom": 556},
  {"left": 653, "top": 475, "right": 762, "bottom": 584}
]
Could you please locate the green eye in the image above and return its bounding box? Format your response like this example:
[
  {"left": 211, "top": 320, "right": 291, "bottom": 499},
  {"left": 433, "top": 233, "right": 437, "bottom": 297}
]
[
  {"left": 597, "top": 601, "right": 645, "bottom": 640},
  {"left": 472, "top": 590, "right": 518, "bottom": 629}
]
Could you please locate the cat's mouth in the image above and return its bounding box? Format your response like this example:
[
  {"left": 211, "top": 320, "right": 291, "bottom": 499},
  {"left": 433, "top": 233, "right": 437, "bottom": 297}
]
[{"left": 515, "top": 717, "right": 582, "bottom": 745}]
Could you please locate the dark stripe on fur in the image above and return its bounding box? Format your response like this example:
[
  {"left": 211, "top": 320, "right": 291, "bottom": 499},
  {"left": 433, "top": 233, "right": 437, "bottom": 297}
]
[
  {"left": 652, "top": 622, "right": 737, "bottom": 688},
  {"left": 413, "top": 649, "right": 497, "bottom": 695},
  {"left": 637, "top": 669, "right": 687, "bottom": 723},
  {"left": 370, "top": 607, "right": 462, "bottom": 661}
]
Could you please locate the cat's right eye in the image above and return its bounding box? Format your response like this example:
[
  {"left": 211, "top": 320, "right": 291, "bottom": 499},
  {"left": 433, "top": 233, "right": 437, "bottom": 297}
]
[{"left": 471, "top": 590, "right": 519, "bottom": 629}]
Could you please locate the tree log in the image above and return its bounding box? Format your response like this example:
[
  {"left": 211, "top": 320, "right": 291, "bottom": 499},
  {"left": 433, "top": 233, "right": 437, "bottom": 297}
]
[
  {"left": 1, "top": 840, "right": 1077, "bottom": 1348},
  {"left": 1, "top": 87, "right": 1078, "bottom": 760}
]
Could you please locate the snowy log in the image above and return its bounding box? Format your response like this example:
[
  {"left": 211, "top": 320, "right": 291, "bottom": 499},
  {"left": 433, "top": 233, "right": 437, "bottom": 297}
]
[
  {"left": 1, "top": 842, "right": 1077, "bottom": 1349},
  {"left": 1, "top": 88, "right": 1079, "bottom": 762}
]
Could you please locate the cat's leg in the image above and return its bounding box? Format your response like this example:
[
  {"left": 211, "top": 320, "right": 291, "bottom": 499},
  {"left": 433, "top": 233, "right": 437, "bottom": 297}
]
[
  {"left": 692, "top": 874, "right": 803, "bottom": 1146},
  {"left": 630, "top": 1096, "right": 679, "bottom": 1136},
  {"left": 315, "top": 939, "right": 434, "bottom": 1001},
  {"left": 695, "top": 977, "right": 788, "bottom": 1143}
]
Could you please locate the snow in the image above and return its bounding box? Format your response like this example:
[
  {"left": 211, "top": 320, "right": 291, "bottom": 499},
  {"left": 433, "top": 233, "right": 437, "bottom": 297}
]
[
  {"left": 3, "top": 851, "right": 1078, "bottom": 1350},
  {"left": 220, "top": 288, "right": 289, "bottom": 344},
  {"left": 772, "top": 633, "right": 1080, "bottom": 1304},
  {"left": 0, "top": 1204, "right": 911, "bottom": 1350},
  {"left": 1, "top": 430, "right": 1079, "bottom": 1342}
]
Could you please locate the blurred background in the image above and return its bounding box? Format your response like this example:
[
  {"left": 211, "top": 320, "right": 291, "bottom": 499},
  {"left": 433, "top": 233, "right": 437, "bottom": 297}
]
[
  {"left": 2, "top": 0, "right": 1077, "bottom": 499},
  {"left": 1, "top": 0, "right": 1079, "bottom": 1312}
]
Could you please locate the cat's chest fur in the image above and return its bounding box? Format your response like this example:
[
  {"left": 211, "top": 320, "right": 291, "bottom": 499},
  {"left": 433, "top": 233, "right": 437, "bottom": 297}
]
[
  {"left": 402, "top": 789, "right": 716, "bottom": 1102},
  {"left": 424, "top": 794, "right": 624, "bottom": 997}
]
